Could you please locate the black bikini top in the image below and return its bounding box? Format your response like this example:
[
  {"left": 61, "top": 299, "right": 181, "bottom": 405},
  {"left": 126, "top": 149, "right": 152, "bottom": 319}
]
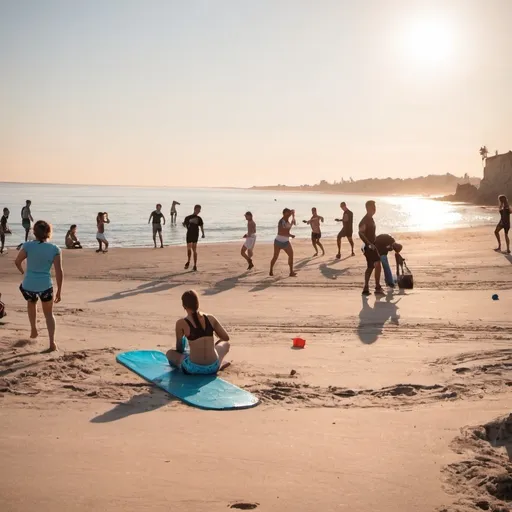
[{"left": 185, "top": 314, "right": 214, "bottom": 341}]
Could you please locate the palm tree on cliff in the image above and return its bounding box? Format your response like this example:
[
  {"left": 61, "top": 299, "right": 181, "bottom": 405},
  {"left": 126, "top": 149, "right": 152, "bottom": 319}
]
[{"left": 479, "top": 146, "right": 489, "bottom": 166}]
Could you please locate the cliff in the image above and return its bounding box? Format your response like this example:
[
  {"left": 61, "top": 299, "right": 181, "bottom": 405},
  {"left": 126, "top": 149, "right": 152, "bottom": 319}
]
[{"left": 477, "top": 151, "right": 512, "bottom": 204}]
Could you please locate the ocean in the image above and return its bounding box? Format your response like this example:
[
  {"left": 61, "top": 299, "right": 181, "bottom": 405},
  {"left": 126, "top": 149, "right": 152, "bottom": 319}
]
[{"left": 0, "top": 183, "right": 496, "bottom": 249}]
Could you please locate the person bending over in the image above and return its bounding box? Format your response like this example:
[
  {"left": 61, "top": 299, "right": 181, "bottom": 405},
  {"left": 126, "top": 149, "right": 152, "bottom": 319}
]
[{"left": 65, "top": 225, "right": 83, "bottom": 249}]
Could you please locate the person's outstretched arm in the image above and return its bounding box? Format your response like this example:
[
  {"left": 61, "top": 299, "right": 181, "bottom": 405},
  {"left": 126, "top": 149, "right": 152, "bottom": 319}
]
[
  {"left": 15, "top": 248, "right": 27, "bottom": 274},
  {"left": 210, "top": 315, "right": 230, "bottom": 342},
  {"left": 53, "top": 253, "right": 63, "bottom": 303}
]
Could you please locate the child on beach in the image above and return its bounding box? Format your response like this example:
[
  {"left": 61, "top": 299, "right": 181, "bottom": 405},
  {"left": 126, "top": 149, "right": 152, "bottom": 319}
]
[
  {"left": 1, "top": 208, "right": 12, "bottom": 254},
  {"left": 166, "top": 290, "right": 230, "bottom": 375},
  {"left": 65, "top": 225, "right": 83, "bottom": 249},
  {"left": 14, "top": 220, "right": 63, "bottom": 352},
  {"left": 96, "top": 212, "right": 110, "bottom": 253}
]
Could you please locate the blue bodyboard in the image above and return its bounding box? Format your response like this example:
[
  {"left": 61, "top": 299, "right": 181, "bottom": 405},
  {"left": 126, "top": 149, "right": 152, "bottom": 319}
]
[{"left": 116, "top": 350, "right": 259, "bottom": 411}]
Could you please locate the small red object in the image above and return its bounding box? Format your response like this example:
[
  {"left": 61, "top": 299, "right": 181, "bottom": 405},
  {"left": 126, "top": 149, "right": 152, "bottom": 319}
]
[{"left": 292, "top": 337, "right": 306, "bottom": 349}]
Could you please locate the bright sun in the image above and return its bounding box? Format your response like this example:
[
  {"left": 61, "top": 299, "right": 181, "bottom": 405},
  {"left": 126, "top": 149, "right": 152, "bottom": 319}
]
[{"left": 403, "top": 18, "right": 455, "bottom": 64}]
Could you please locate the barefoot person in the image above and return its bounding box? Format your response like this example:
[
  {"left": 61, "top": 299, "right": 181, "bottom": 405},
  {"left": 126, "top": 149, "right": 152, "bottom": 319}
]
[
  {"left": 494, "top": 195, "right": 511, "bottom": 253},
  {"left": 303, "top": 207, "right": 325, "bottom": 256},
  {"left": 183, "top": 205, "right": 204, "bottom": 271},
  {"left": 14, "top": 220, "right": 63, "bottom": 352},
  {"left": 148, "top": 204, "right": 166, "bottom": 248},
  {"left": 170, "top": 200, "right": 181, "bottom": 225},
  {"left": 269, "top": 208, "right": 297, "bottom": 277},
  {"left": 335, "top": 201, "right": 354, "bottom": 258},
  {"left": 96, "top": 212, "right": 110, "bottom": 253},
  {"left": 21, "top": 200, "right": 34, "bottom": 242},
  {"left": 375, "top": 233, "right": 402, "bottom": 288},
  {"left": 241, "top": 211, "right": 256, "bottom": 270},
  {"left": 65, "top": 225, "right": 83, "bottom": 249},
  {"left": 1, "top": 208, "right": 11, "bottom": 254},
  {"left": 166, "top": 290, "right": 230, "bottom": 374},
  {"left": 358, "top": 200, "right": 384, "bottom": 296}
]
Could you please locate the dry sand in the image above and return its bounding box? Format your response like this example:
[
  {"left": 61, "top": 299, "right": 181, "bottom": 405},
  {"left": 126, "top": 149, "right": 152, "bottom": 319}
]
[{"left": 0, "top": 226, "right": 511, "bottom": 512}]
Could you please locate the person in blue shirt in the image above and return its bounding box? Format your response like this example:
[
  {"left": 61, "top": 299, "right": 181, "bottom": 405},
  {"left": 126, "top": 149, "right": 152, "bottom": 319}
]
[{"left": 15, "top": 220, "right": 64, "bottom": 352}]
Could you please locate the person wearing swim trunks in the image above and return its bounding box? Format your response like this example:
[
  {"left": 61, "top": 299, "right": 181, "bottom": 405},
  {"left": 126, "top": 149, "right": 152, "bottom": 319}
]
[
  {"left": 21, "top": 200, "right": 34, "bottom": 242},
  {"left": 303, "top": 207, "right": 325, "bottom": 256},
  {"left": 270, "top": 208, "right": 297, "bottom": 277},
  {"left": 375, "top": 234, "right": 402, "bottom": 288},
  {"left": 166, "top": 290, "right": 230, "bottom": 375},
  {"left": 96, "top": 212, "right": 110, "bottom": 253},
  {"left": 65, "top": 225, "right": 83, "bottom": 249},
  {"left": 494, "top": 194, "right": 511, "bottom": 253},
  {"left": 170, "top": 200, "right": 181, "bottom": 225},
  {"left": 359, "top": 200, "right": 383, "bottom": 296},
  {"left": 14, "top": 220, "right": 63, "bottom": 352},
  {"left": 335, "top": 202, "right": 355, "bottom": 258},
  {"left": 148, "top": 204, "right": 166, "bottom": 248},
  {"left": 241, "top": 211, "right": 256, "bottom": 270},
  {"left": 1, "top": 208, "right": 11, "bottom": 254},
  {"left": 183, "top": 205, "right": 204, "bottom": 271}
]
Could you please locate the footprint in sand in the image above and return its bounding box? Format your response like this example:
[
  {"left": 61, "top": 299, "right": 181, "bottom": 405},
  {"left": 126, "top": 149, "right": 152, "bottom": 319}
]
[{"left": 229, "top": 503, "right": 259, "bottom": 510}]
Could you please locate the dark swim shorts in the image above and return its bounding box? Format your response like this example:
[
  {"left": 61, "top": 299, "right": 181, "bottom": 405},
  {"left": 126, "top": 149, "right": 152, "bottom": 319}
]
[
  {"left": 498, "top": 221, "right": 510, "bottom": 234},
  {"left": 186, "top": 233, "right": 199, "bottom": 245},
  {"left": 22, "top": 219, "right": 31, "bottom": 230},
  {"left": 19, "top": 285, "right": 54, "bottom": 303},
  {"left": 363, "top": 246, "right": 380, "bottom": 269},
  {"left": 152, "top": 223, "right": 162, "bottom": 234},
  {"left": 338, "top": 228, "right": 353, "bottom": 238},
  {"left": 311, "top": 232, "right": 321, "bottom": 241}
]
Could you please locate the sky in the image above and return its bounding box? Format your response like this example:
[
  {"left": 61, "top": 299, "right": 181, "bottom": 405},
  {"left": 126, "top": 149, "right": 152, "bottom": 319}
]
[{"left": 1, "top": 0, "right": 511, "bottom": 188}]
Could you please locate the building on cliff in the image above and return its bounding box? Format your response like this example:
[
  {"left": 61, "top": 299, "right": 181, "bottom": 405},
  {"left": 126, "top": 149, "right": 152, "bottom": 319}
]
[{"left": 478, "top": 151, "right": 512, "bottom": 204}]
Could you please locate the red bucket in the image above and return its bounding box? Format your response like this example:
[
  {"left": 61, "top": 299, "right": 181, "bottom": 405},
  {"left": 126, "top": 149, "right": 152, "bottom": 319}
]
[{"left": 292, "top": 337, "right": 306, "bottom": 349}]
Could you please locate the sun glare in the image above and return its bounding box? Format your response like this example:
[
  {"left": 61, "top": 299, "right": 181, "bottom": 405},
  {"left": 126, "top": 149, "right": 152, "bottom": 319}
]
[{"left": 403, "top": 18, "right": 455, "bottom": 65}]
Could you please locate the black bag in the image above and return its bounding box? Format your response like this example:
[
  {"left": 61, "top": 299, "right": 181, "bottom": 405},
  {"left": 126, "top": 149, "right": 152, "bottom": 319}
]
[{"left": 397, "top": 260, "right": 413, "bottom": 290}]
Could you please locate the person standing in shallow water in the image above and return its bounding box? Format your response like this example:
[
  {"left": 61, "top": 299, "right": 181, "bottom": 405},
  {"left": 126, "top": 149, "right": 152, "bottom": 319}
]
[
  {"left": 148, "top": 204, "right": 166, "bottom": 248},
  {"left": 14, "top": 220, "right": 63, "bottom": 352},
  {"left": 170, "top": 201, "right": 181, "bottom": 225},
  {"left": 96, "top": 212, "right": 110, "bottom": 253},
  {"left": 494, "top": 194, "right": 511, "bottom": 253},
  {"left": 21, "top": 200, "right": 34, "bottom": 242}
]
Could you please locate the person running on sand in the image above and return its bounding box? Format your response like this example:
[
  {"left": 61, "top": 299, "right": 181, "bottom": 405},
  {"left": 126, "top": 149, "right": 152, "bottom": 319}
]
[
  {"left": 335, "top": 202, "right": 355, "bottom": 258},
  {"left": 241, "top": 211, "right": 256, "bottom": 270},
  {"left": 166, "top": 290, "right": 230, "bottom": 375},
  {"left": 270, "top": 208, "right": 297, "bottom": 277},
  {"left": 21, "top": 200, "right": 34, "bottom": 242},
  {"left": 149, "top": 204, "right": 166, "bottom": 248},
  {"left": 303, "top": 207, "right": 325, "bottom": 256},
  {"left": 170, "top": 201, "right": 181, "bottom": 225},
  {"left": 494, "top": 194, "right": 511, "bottom": 253},
  {"left": 359, "top": 200, "right": 384, "bottom": 296},
  {"left": 96, "top": 212, "right": 110, "bottom": 253},
  {"left": 183, "top": 205, "right": 204, "bottom": 271},
  {"left": 1, "top": 208, "right": 11, "bottom": 254},
  {"left": 14, "top": 220, "right": 63, "bottom": 352}
]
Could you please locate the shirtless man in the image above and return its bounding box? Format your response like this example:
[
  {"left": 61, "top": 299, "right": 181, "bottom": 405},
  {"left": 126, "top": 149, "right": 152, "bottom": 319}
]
[
  {"left": 269, "top": 208, "right": 297, "bottom": 277},
  {"left": 183, "top": 205, "right": 205, "bottom": 271},
  {"left": 148, "top": 204, "right": 166, "bottom": 248},
  {"left": 1, "top": 208, "right": 11, "bottom": 254},
  {"left": 21, "top": 200, "right": 34, "bottom": 242},
  {"left": 241, "top": 211, "right": 256, "bottom": 270},
  {"left": 358, "top": 200, "right": 383, "bottom": 296},
  {"left": 335, "top": 202, "right": 355, "bottom": 258},
  {"left": 303, "top": 207, "right": 325, "bottom": 256},
  {"left": 170, "top": 201, "right": 181, "bottom": 225},
  {"left": 96, "top": 212, "right": 110, "bottom": 253}
]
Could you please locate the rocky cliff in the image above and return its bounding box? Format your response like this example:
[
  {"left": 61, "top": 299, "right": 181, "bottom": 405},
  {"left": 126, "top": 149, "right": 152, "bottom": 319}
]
[{"left": 478, "top": 151, "right": 512, "bottom": 203}]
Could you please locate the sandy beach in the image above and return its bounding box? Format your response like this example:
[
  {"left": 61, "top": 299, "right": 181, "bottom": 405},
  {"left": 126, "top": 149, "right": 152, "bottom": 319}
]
[{"left": 1, "top": 226, "right": 511, "bottom": 512}]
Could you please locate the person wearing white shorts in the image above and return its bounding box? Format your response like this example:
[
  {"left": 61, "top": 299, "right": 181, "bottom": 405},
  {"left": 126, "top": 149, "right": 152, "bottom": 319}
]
[
  {"left": 96, "top": 212, "right": 110, "bottom": 253},
  {"left": 241, "top": 211, "right": 256, "bottom": 270}
]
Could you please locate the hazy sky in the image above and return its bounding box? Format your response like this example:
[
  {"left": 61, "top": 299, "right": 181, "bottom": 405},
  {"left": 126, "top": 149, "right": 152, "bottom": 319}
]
[{"left": 1, "top": 0, "right": 511, "bottom": 187}]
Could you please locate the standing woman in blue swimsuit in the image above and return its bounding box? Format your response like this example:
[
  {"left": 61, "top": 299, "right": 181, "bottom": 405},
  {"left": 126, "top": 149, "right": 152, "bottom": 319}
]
[
  {"left": 166, "top": 290, "right": 230, "bottom": 375},
  {"left": 269, "top": 208, "right": 297, "bottom": 277}
]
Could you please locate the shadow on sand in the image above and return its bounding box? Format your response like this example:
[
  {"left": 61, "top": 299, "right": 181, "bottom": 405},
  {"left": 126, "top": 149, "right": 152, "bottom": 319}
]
[
  {"left": 248, "top": 257, "right": 313, "bottom": 293},
  {"left": 204, "top": 271, "right": 251, "bottom": 296},
  {"left": 90, "top": 389, "right": 173, "bottom": 423},
  {"left": 357, "top": 292, "right": 401, "bottom": 344}
]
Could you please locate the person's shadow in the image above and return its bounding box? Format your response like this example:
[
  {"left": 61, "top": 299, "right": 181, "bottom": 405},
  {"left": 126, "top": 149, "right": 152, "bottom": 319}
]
[
  {"left": 204, "top": 271, "right": 250, "bottom": 296},
  {"left": 90, "top": 389, "right": 172, "bottom": 423},
  {"left": 319, "top": 263, "right": 348, "bottom": 280},
  {"left": 357, "top": 293, "right": 400, "bottom": 344}
]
